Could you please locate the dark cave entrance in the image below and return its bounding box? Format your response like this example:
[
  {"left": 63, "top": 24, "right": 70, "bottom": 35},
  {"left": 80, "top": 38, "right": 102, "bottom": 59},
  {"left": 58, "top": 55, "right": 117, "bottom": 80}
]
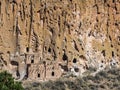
[
  {"left": 38, "top": 73, "right": 40, "bottom": 78},
  {"left": 62, "top": 53, "right": 68, "bottom": 61},
  {"left": 51, "top": 71, "right": 55, "bottom": 76},
  {"left": 73, "top": 58, "right": 77, "bottom": 63}
]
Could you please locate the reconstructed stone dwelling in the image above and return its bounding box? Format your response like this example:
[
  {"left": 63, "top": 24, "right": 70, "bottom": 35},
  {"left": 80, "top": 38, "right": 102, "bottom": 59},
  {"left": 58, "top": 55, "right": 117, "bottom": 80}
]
[
  {"left": 26, "top": 53, "right": 62, "bottom": 81},
  {"left": 8, "top": 52, "right": 63, "bottom": 81}
]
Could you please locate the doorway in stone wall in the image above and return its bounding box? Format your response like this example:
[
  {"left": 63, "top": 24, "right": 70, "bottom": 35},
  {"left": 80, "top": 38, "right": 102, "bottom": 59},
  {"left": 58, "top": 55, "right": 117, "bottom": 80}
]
[
  {"left": 26, "top": 47, "right": 29, "bottom": 52},
  {"left": 25, "top": 64, "right": 30, "bottom": 79},
  {"left": 38, "top": 73, "right": 40, "bottom": 78},
  {"left": 51, "top": 71, "right": 55, "bottom": 76}
]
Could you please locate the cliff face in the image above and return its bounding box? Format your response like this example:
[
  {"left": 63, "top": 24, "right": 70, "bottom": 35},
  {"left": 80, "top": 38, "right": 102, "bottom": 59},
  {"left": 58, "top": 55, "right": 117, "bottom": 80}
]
[{"left": 0, "top": 0, "right": 120, "bottom": 81}]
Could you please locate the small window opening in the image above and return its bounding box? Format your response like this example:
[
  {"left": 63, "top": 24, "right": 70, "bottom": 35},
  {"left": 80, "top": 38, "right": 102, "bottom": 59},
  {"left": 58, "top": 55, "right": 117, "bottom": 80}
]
[
  {"left": 43, "top": 61, "right": 46, "bottom": 65},
  {"left": 26, "top": 47, "right": 29, "bottom": 52},
  {"left": 31, "top": 60, "right": 34, "bottom": 63},
  {"left": 38, "top": 73, "right": 40, "bottom": 77},
  {"left": 111, "top": 44, "right": 113, "bottom": 47},
  {"left": 51, "top": 71, "right": 55, "bottom": 76},
  {"left": 73, "top": 58, "right": 77, "bottom": 63}
]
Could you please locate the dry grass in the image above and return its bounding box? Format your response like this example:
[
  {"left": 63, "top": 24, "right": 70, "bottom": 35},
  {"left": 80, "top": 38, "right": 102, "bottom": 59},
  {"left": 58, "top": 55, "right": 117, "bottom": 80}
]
[{"left": 24, "top": 68, "right": 120, "bottom": 90}]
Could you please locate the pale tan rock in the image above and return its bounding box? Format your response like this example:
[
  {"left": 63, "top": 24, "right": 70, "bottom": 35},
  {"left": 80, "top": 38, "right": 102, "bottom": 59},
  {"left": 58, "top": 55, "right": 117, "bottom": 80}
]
[{"left": 0, "top": 0, "right": 120, "bottom": 81}]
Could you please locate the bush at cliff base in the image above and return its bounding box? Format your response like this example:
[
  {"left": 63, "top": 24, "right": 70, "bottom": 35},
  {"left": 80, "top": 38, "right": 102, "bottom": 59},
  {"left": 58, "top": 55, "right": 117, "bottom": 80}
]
[{"left": 0, "top": 71, "right": 24, "bottom": 90}]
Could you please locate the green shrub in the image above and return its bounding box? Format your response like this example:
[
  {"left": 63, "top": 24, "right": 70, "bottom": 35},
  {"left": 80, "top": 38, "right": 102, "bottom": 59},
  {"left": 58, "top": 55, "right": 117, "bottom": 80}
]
[
  {"left": 98, "top": 70, "right": 108, "bottom": 78},
  {"left": 0, "top": 71, "right": 24, "bottom": 90},
  {"left": 88, "top": 84, "right": 98, "bottom": 90},
  {"left": 108, "top": 68, "right": 120, "bottom": 75},
  {"left": 54, "top": 80, "right": 65, "bottom": 90},
  {"left": 88, "top": 67, "right": 97, "bottom": 72},
  {"left": 64, "top": 80, "right": 77, "bottom": 90}
]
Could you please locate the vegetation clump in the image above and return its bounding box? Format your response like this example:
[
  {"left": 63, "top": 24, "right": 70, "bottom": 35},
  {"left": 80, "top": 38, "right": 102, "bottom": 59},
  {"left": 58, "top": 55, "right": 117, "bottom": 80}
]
[
  {"left": 25, "top": 68, "right": 120, "bottom": 90},
  {"left": 0, "top": 71, "right": 24, "bottom": 90}
]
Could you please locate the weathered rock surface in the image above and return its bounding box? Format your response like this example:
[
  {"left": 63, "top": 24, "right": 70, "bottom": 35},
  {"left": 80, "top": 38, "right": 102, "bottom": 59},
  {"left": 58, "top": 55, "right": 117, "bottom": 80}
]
[{"left": 0, "top": 0, "right": 120, "bottom": 81}]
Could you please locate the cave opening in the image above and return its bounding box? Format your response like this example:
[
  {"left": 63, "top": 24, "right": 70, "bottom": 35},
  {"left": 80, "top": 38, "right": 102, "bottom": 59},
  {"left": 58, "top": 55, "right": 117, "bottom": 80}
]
[
  {"left": 11, "top": 61, "right": 18, "bottom": 66},
  {"left": 74, "top": 67, "right": 79, "bottom": 72},
  {"left": 101, "top": 50, "right": 105, "bottom": 57},
  {"left": 48, "top": 47, "right": 51, "bottom": 53},
  {"left": 62, "top": 53, "right": 68, "bottom": 61},
  {"left": 73, "top": 58, "right": 77, "bottom": 63}
]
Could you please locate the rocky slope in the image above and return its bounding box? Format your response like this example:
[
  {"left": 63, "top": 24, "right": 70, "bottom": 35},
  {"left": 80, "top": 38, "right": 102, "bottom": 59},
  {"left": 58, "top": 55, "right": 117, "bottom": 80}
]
[{"left": 0, "top": 0, "right": 120, "bottom": 81}]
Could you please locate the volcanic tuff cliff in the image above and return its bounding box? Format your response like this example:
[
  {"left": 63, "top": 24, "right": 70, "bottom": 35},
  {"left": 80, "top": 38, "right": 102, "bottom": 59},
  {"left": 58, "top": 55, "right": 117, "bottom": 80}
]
[{"left": 0, "top": 0, "right": 120, "bottom": 81}]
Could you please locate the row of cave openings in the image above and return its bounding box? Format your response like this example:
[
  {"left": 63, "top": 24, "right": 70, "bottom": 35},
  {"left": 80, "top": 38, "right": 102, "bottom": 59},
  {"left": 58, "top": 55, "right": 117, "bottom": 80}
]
[
  {"left": 37, "top": 71, "right": 55, "bottom": 78},
  {"left": 101, "top": 50, "right": 116, "bottom": 57},
  {"left": 62, "top": 52, "right": 77, "bottom": 63},
  {"left": 27, "top": 46, "right": 78, "bottom": 64}
]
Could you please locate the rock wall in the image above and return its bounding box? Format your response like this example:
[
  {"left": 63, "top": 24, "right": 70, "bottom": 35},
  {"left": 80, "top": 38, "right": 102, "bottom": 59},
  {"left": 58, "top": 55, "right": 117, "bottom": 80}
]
[{"left": 0, "top": 0, "right": 120, "bottom": 81}]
